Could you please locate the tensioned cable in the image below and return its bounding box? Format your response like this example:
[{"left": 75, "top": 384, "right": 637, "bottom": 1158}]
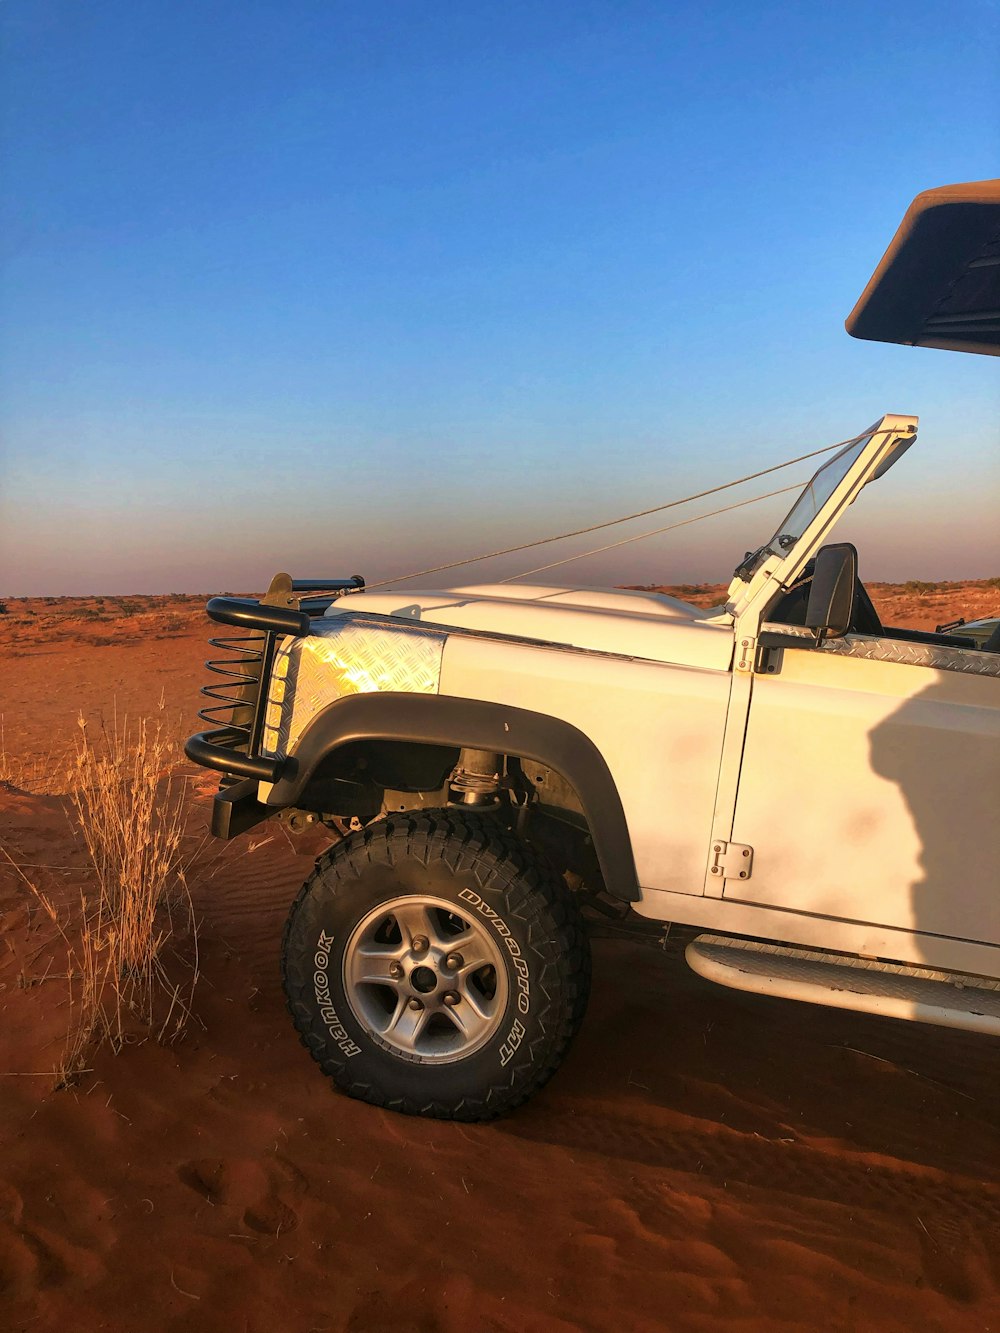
[
  {"left": 498, "top": 481, "right": 805, "bottom": 582},
  {"left": 363, "top": 429, "right": 870, "bottom": 590}
]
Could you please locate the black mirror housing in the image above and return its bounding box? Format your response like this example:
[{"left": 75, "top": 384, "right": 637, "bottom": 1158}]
[{"left": 805, "top": 543, "right": 858, "bottom": 641}]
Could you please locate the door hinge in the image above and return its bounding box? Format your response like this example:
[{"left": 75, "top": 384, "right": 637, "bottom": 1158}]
[
  {"left": 710, "top": 840, "right": 754, "bottom": 881},
  {"left": 735, "top": 637, "right": 756, "bottom": 672}
]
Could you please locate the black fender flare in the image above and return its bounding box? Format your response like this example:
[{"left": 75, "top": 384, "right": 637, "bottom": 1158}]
[{"left": 267, "top": 692, "right": 640, "bottom": 903}]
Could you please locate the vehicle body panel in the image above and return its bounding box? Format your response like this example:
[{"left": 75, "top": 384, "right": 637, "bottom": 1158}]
[
  {"left": 322, "top": 584, "right": 733, "bottom": 670},
  {"left": 729, "top": 645, "right": 1000, "bottom": 954},
  {"left": 438, "top": 634, "right": 731, "bottom": 894}
]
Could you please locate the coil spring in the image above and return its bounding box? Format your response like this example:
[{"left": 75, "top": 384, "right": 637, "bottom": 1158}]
[{"left": 198, "top": 633, "right": 267, "bottom": 739}]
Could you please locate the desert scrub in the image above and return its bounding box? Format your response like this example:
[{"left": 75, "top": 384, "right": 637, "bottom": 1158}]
[
  {"left": 8, "top": 717, "right": 199, "bottom": 1084},
  {"left": 67, "top": 717, "right": 198, "bottom": 1047}
]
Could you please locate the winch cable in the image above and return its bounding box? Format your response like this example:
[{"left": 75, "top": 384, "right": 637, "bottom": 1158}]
[
  {"left": 498, "top": 480, "right": 805, "bottom": 582},
  {"left": 362, "top": 428, "right": 872, "bottom": 590}
]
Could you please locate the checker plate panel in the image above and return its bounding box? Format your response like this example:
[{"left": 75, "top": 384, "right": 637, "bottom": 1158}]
[
  {"left": 820, "top": 634, "right": 1000, "bottom": 677},
  {"left": 261, "top": 617, "right": 446, "bottom": 758}
]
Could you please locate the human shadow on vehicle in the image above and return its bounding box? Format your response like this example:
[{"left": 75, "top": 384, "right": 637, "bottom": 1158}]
[{"left": 867, "top": 668, "right": 1000, "bottom": 954}]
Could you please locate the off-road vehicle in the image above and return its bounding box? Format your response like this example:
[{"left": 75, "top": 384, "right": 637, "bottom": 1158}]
[{"left": 187, "top": 180, "right": 1000, "bottom": 1120}]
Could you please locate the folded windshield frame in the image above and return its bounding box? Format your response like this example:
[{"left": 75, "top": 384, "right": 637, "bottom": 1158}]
[{"left": 733, "top": 422, "right": 913, "bottom": 582}]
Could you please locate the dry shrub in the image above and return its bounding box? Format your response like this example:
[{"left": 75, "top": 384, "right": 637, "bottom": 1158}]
[
  {"left": 7, "top": 717, "right": 199, "bottom": 1085},
  {"left": 66, "top": 717, "right": 198, "bottom": 1070}
]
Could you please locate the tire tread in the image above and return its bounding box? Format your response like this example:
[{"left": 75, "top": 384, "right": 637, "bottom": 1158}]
[{"left": 281, "top": 811, "right": 590, "bottom": 1121}]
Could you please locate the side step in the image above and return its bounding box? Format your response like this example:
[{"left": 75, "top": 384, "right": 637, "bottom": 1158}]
[{"left": 685, "top": 934, "right": 1000, "bottom": 1036}]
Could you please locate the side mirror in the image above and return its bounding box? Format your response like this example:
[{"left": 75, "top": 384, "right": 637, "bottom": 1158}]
[{"left": 805, "top": 543, "right": 857, "bottom": 641}]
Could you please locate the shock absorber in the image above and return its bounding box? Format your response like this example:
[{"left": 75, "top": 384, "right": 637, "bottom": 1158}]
[{"left": 448, "top": 749, "right": 501, "bottom": 806}]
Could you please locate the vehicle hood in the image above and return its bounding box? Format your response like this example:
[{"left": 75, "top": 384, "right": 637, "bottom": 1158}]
[{"left": 323, "top": 582, "right": 734, "bottom": 671}]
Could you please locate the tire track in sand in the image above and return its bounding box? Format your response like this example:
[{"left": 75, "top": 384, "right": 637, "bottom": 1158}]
[{"left": 505, "top": 1105, "right": 1000, "bottom": 1230}]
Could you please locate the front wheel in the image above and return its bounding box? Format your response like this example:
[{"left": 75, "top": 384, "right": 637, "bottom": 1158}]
[{"left": 281, "top": 812, "right": 590, "bottom": 1121}]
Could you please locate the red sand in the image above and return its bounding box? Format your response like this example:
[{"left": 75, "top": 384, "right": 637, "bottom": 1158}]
[{"left": 1, "top": 587, "right": 998, "bottom": 1332}]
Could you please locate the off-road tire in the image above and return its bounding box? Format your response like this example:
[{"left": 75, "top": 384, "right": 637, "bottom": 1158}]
[{"left": 281, "top": 811, "right": 591, "bottom": 1120}]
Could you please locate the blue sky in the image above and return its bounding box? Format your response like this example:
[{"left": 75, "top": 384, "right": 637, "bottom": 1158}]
[{"left": 1, "top": 0, "right": 998, "bottom": 594}]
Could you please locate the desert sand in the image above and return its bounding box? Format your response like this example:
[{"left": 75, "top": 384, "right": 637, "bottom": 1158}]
[{"left": 1, "top": 583, "right": 999, "bottom": 1333}]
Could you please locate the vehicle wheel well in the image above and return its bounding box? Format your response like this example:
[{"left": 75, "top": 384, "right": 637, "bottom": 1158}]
[
  {"left": 296, "top": 740, "right": 602, "bottom": 890},
  {"left": 267, "top": 694, "right": 640, "bottom": 903},
  {"left": 298, "top": 739, "right": 584, "bottom": 813}
]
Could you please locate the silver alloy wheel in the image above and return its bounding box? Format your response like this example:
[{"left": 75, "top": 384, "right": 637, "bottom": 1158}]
[{"left": 342, "top": 895, "right": 510, "bottom": 1063}]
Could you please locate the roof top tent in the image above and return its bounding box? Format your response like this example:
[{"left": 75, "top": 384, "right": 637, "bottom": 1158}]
[{"left": 846, "top": 179, "right": 1000, "bottom": 356}]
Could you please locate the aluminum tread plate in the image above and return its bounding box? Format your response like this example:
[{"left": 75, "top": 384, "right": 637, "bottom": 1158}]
[
  {"left": 261, "top": 617, "right": 446, "bottom": 758},
  {"left": 820, "top": 633, "right": 1000, "bottom": 677}
]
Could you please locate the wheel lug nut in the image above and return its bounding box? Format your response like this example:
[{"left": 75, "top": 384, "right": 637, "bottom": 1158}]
[
  {"left": 411, "top": 935, "right": 429, "bottom": 954},
  {"left": 442, "top": 990, "right": 460, "bottom": 1007},
  {"left": 444, "top": 952, "right": 463, "bottom": 970},
  {"left": 388, "top": 962, "right": 404, "bottom": 980},
  {"left": 407, "top": 998, "right": 424, "bottom": 1011}
]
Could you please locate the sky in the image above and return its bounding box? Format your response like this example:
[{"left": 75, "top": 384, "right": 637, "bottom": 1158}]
[{"left": 1, "top": 0, "right": 998, "bottom": 595}]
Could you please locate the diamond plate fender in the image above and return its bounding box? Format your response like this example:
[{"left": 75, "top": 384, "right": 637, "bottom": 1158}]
[{"left": 260, "top": 617, "right": 447, "bottom": 759}]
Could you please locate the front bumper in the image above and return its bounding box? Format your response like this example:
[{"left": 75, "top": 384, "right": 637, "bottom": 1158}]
[
  {"left": 210, "top": 777, "right": 275, "bottom": 839},
  {"left": 185, "top": 575, "right": 365, "bottom": 836}
]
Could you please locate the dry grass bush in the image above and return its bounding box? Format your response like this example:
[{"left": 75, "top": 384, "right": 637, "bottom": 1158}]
[
  {"left": 68, "top": 717, "right": 199, "bottom": 1053},
  {"left": 7, "top": 716, "right": 200, "bottom": 1085}
]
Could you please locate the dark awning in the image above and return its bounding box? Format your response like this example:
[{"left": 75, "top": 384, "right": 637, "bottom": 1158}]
[{"left": 846, "top": 180, "right": 1000, "bottom": 356}]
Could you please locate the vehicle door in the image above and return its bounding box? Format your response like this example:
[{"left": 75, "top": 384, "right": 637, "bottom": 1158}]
[{"left": 727, "top": 631, "right": 1000, "bottom": 945}]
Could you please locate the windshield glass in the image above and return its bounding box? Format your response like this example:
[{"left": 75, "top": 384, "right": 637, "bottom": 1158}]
[
  {"left": 731, "top": 417, "right": 915, "bottom": 584},
  {"left": 764, "top": 432, "right": 874, "bottom": 559},
  {"left": 733, "top": 429, "right": 878, "bottom": 581}
]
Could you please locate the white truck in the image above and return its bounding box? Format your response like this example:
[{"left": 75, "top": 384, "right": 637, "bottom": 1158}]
[{"left": 186, "top": 181, "right": 1000, "bottom": 1120}]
